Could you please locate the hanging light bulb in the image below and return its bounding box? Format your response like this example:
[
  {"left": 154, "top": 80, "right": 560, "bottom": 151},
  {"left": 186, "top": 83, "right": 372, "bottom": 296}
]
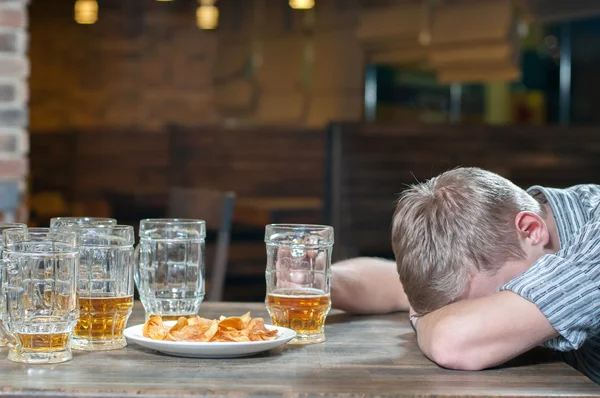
[
  {"left": 197, "top": 0, "right": 219, "bottom": 30},
  {"left": 74, "top": 0, "right": 98, "bottom": 24},
  {"left": 289, "top": 0, "right": 314, "bottom": 9}
]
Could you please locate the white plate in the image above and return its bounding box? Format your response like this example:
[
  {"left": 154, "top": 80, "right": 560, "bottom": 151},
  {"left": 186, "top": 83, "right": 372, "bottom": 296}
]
[{"left": 123, "top": 321, "right": 297, "bottom": 358}]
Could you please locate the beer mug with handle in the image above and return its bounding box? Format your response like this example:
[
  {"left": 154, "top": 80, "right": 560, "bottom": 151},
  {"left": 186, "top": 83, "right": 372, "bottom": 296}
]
[
  {"left": 1, "top": 228, "right": 79, "bottom": 364},
  {"left": 70, "top": 225, "right": 134, "bottom": 351},
  {"left": 0, "top": 222, "right": 26, "bottom": 257},
  {"left": 265, "top": 224, "right": 334, "bottom": 344},
  {"left": 0, "top": 223, "right": 27, "bottom": 347},
  {"left": 135, "top": 219, "right": 206, "bottom": 321}
]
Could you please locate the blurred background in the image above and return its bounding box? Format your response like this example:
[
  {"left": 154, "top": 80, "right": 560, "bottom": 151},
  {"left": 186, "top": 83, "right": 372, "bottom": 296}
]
[{"left": 1, "top": 0, "right": 599, "bottom": 301}]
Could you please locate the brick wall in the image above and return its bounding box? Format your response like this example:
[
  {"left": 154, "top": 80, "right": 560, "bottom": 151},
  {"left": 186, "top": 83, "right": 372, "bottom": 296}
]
[
  {"left": 29, "top": 0, "right": 217, "bottom": 132},
  {"left": 0, "top": 0, "right": 27, "bottom": 222},
  {"left": 29, "top": 0, "right": 367, "bottom": 132},
  {"left": 216, "top": 0, "right": 365, "bottom": 127}
]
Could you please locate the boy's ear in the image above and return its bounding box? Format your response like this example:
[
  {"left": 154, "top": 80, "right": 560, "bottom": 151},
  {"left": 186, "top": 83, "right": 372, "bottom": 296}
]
[{"left": 515, "top": 211, "right": 549, "bottom": 246}]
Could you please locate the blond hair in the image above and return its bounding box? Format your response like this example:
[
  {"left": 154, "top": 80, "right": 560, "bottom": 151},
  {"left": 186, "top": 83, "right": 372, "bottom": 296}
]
[{"left": 392, "top": 167, "right": 542, "bottom": 315}]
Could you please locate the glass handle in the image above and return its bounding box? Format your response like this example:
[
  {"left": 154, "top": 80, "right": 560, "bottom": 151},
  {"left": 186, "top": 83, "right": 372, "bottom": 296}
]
[
  {"left": 0, "top": 317, "right": 18, "bottom": 349},
  {"left": 133, "top": 244, "right": 140, "bottom": 288},
  {"left": 0, "top": 287, "right": 18, "bottom": 349},
  {"left": 0, "top": 261, "right": 16, "bottom": 347}
]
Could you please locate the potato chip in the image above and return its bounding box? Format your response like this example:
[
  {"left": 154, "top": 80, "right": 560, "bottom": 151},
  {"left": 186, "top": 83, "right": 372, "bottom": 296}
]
[
  {"left": 169, "top": 320, "right": 219, "bottom": 342},
  {"left": 218, "top": 315, "right": 245, "bottom": 330},
  {"left": 141, "top": 312, "right": 279, "bottom": 343},
  {"left": 188, "top": 316, "right": 215, "bottom": 329},
  {"left": 142, "top": 316, "right": 168, "bottom": 340}
]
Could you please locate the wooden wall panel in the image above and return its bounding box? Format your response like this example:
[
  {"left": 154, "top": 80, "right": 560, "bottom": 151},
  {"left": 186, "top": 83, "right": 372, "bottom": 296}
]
[
  {"left": 29, "top": 132, "right": 77, "bottom": 199},
  {"left": 326, "top": 123, "right": 600, "bottom": 259},
  {"left": 73, "top": 131, "right": 170, "bottom": 199},
  {"left": 31, "top": 124, "right": 600, "bottom": 258},
  {"left": 169, "top": 126, "right": 325, "bottom": 198}
]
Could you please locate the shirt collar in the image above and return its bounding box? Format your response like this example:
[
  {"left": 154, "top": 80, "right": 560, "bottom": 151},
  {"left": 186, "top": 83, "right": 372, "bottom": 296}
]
[{"left": 527, "top": 185, "right": 587, "bottom": 249}]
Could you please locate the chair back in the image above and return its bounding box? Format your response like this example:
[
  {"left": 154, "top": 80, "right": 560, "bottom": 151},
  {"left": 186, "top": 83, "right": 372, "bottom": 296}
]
[
  {"left": 0, "top": 182, "right": 19, "bottom": 222},
  {"left": 167, "top": 187, "right": 236, "bottom": 302}
]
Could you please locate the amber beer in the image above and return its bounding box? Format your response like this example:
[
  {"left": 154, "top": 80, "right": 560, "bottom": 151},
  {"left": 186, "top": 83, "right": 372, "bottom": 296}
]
[
  {"left": 74, "top": 296, "right": 134, "bottom": 341},
  {"left": 267, "top": 288, "right": 331, "bottom": 343},
  {"left": 18, "top": 332, "right": 70, "bottom": 352}
]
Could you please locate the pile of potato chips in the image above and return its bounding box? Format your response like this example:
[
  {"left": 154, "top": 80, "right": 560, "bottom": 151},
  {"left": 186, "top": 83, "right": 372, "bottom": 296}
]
[{"left": 142, "top": 312, "right": 279, "bottom": 342}]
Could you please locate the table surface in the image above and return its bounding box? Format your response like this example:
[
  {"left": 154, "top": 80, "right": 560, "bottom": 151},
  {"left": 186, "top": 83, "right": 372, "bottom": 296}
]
[{"left": 0, "top": 302, "right": 599, "bottom": 398}]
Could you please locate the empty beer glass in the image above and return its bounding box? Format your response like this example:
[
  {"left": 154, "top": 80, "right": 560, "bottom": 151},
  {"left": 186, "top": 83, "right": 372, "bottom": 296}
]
[
  {"left": 0, "top": 223, "right": 27, "bottom": 347},
  {"left": 135, "top": 219, "right": 206, "bottom": 320},
  {"left": 0, "top": 222, "right": 26, "bottom": 257},
  {"left": 1, "top": 228, "right": 79, "bottom": 364},
  {"left": 50, "top": 217, "right": 117, "bottom": 230},
  {"left": 265, "top": 224, "right": 334, "bottom": 344},
  {"left": 68, "top": 225, "right": 134, "bottom": 351}
]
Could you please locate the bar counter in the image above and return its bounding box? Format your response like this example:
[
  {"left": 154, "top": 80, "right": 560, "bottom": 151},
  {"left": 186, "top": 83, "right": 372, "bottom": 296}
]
[{"left": 0, "top": 302, "right": 598, "bottom": 397}]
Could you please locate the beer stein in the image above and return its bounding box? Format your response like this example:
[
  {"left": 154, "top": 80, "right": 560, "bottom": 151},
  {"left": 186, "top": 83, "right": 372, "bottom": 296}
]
[
  {"left": 68, "top": 225, "right": 134, "bottom": 351},
  {"left": 265, "top": 224, "right": 334, "bottom": 344},
  {"left": 0, "top": 222, "right": 26, "bottom": 258},
  {"left": 1, "top": 228, "right": 79, "bottom": 364},
  {"left": 135, "top": 219, "right": 206, "bottom": 320},
  {"left": 0, "top": 223, "right": 27, "bottom": 347}
]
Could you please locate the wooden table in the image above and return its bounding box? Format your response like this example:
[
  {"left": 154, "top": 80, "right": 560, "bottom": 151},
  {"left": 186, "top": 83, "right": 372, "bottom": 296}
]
[{"left": 0, "top": 302, "right": 598, "bottom": 398}]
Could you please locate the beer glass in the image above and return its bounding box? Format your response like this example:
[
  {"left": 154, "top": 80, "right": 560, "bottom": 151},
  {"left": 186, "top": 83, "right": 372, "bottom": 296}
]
[
  {"left": 265, "top": 224, "right": 334, "bottom": 344},
  {"left": 69, "top": 225, "right": 134, "bottom": 351},
  {"left": 0, "top": 223, "right": 26, "bottom": 347},
  {"left": 0, "top": 222, "right": 26, "bottom": 257},
  {"left": 50, "top": 217, "right": 117, "bottom": 230},
  {"left": 135, "top": 219, "right": 206, "bottom": 320},
  {"left": 1, "top": 228, "right": 79, "bottom": 364}
]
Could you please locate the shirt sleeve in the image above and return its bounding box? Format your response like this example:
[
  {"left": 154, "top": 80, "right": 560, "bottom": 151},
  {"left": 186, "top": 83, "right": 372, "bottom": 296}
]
[
  {"left": 500, "top": 220, "right": 600, "bottom": 351},
  {"left": 570, "top": 184, "right": 600, "bottom": 219}
]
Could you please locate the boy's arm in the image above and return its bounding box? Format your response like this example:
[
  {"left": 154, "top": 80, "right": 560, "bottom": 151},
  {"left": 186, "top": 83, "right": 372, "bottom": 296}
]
[
  {"left": 414, "top": 290, "right": 558, "bottom": 370},
  {"left": 331, "top": 257, "right": 409, "bottom": 314}
]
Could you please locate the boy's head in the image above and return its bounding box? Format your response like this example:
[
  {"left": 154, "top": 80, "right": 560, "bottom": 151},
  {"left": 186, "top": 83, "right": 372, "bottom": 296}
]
[{"left": 392, "top": 167, "right": 549, "bottom": 315}]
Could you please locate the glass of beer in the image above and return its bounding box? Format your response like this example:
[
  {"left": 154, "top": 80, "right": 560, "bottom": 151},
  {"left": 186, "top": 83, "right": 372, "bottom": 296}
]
[
  {"left": 265, "top": 224, "right": 334, "bottom": 344},
  {"left": 50, "top": 217, "right": 117, "bottom": 230},
  {"left": 1, "top": 228, "right": 79, "bottom": 364},
  {"left": 135, "top": 219, "right": 206, "bottom": 321},
  {"left": 67, "top": 225, "right": 135, "bottom": 351}
]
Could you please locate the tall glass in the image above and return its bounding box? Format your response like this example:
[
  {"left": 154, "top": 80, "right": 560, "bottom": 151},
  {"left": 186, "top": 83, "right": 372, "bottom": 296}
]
[
  {"left": 0, "top": 223, "right": 27, "bottom": 347},
  {"left": 135, "top": 219, "right": 206, "bottom": 320},
  {"left": 50, "top": 217, "right": 117, "bottom": 230},
  {"left": 265, "top": 224, "right": 334, "bottom": 344},
  {"left": 67, "top": 225, "right": 134, "bottom": 351},
  {"left": 1, "top": 228, "right": 79, "bottom": 363},
  {"left": 0, "top": 222, "right": 26, "bottom": 257}
]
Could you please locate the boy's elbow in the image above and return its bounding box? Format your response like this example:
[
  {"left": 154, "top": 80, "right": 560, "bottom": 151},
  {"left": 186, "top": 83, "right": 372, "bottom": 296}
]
[
  {"left": 429, "top": 343, "right": 487, "bottom": 371},
  {"left": 425, "top": 317, "right": 488, "bottom": 371}
]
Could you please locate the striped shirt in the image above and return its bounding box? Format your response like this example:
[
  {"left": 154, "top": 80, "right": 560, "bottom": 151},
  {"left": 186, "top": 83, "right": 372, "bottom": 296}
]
[{"left": 501, "top": 184, "right": 600, "bottom": 383}]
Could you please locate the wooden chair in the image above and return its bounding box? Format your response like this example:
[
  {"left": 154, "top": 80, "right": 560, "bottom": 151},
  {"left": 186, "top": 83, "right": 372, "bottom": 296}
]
[
  {"left": 0, "top": 182, "right": 20, "bottom": 222},
  {"left": 167, "top": 187, "right": 236, "bottom": 302}
]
